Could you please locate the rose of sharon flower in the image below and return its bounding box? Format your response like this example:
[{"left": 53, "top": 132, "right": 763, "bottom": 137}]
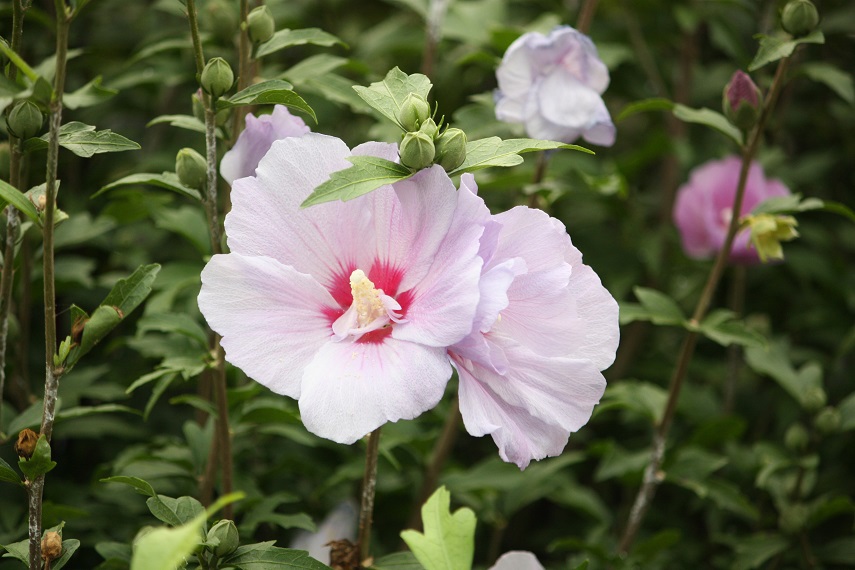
[
  {"left": 199, "top": 133, "right": 488, "bottom": 443},
  {"left": 490, "top": 551, "right": 545, "bottom": 570},
  {"left": 673, "top": 156, "right": 791, "bottom": 264},
  {"left": 220, "top": 105, "right": 310, "bottom": 184},
  {"left": 449, "top": 175, "right": 619, "bottom": 469},
  {"left": 495, "top": 26, "right": 615, "bottom": 146}
]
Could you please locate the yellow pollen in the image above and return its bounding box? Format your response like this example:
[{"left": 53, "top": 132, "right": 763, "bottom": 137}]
[{"left": 349, "top": 269, "right": 386, "bottom": 327}]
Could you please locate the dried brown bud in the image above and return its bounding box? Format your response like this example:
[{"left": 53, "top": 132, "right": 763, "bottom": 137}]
[
  {"left": 14, "top": 428, "right": 38, "bottom": 459},
  {"left": 41, "top": 531, "right": 62, "bottom": 561},
  {"left": 37, "top": 195, "right": 47, "bottom": 211},
  {"left": 327, "top": 539, "right": 360, "bottom": 570}
]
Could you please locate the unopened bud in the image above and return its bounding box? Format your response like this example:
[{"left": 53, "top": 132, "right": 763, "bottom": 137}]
[
  {"left": 814, "top": 406, "right": 841, "bottom": 434},
  {"left": 781, "top": 0, "right": 819, "bottom": 37},
  {"left": 204, "top": 0, "right": 239, "bottom": 41},
  {"left": 397, "top": 93, "right": 431, "bottom": 131},
  {"left": 802, "top": 385, "right": 826, "bottom": 412},
  {"left": 14, "top": 428, "right": 38, "bottom": 459},
  {"left": 399, "top": 131, "right": 435, "bottom": 170},
  {"left": 192, "top": 89, "right": 206, "bottom": 123},
  {"left": 207, "top": 519, "right": 239, "bottom": 557},
  {"left": 744, "top": 213, "right": 798, "bottom": 263},
  {"left": 201, "top": 57, "right": 234, "bottom": 99},
  {"left": 41, "top": 531, "right": 62, "bottom": 561},
  {"left": 176, "top": 148, "right": 207, "bottom": 190},
  {"left": 247, "top": 5, "right": 275, "bottom": 44},
  {"left": 418, "top": 117, "right": 438, "bottom": 139},
  {"left": 784, "top": 424, "right": 809, "bottom": 451},
  {"left": 435, "top": 128, "right": 467, "bottom": 171},
  {"left": 6, "top": 100, "right": 44, "bottom": 140},
  {"left": 723, "top": 71, "right": 763, "bottom": 132}
]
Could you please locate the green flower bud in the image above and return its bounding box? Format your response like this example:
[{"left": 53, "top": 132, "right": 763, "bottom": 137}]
[
  {"left": 397, "top": 93, "right": 431, "bottom": 131},
  {"left": 781, "top": 0, "right": 819, "bottom": 37},
  {"left": 203, "top": 0, "right": 239, "bottom": 42},
  {"left": 201, "top": 57, "right": 234, "bottom": 99},
  {"left": 6, "top": 100, "right": 44, "bottom": 140},
  {"left": 778, "top": 503, "right": 809, "bottom": 534},
  {"left": 419, "top": 117, "right": 439, "bottom": 139},
  {"left": 743, "top": 213, "right": 799, "bottom": 263},
  {"left": 784, "top": 423, "right": 809, "bottom": 451},
  {"left": 207, "top": 519, "right": 239, "bottom": 557},
  {"left": 0, "top": 142, "right": 11, "bottom": 182},
  {"left": 247, "top": 5, "right": 275, "bottom": 44},
  {"left": 399, "top": 131, "right": 435, "bottom": 170},
  {"left": 176, "top": 148, "right": 208, "bottom": 190},
  {"left": 192, "top": 89, "right": 206, "bottom": 123},
  {"left": 802, "top": 385, "right": 826, "bottom": 412},
  {"left": 814, "top": 406, "right": 841, "bottom": 434},
  {"left": 434, "top": 128, "right": 467, "bottom": 172},
  {"left": 723, "top": 70, "right": 763, "bottom": 132}
]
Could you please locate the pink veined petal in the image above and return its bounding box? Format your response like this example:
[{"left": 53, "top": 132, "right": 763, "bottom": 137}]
[
  {"left": 299, "top": 338, "right": 453, "bottom": 444},
  {"left": 198, "top": 253, "right": 339, "bottom": 399},
  {"left": 489, "top": 551, "right": 545, "bottom": 570}
]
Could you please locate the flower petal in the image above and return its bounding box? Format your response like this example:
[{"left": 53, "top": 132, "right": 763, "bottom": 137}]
[
  {"left": 489, "top": 551, "right": 545, "bottom": 570},
  {"left": 199, "top": 253, "right": 339, "bottom": 398}
]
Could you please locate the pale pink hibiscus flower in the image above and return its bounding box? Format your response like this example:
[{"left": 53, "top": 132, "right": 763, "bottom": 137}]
[
  {"left": 449, "top": 175, "right": 619, "bottom": 469},
  {"left": 199, "top": 133, "right": 488, "bottom": 443}
]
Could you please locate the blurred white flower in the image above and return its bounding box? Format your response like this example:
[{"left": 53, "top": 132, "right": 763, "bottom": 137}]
[
  {"left": 490, "top": 551, "right": 546, "bottom": 570},
  {"left": 289, "top": 501, "right": 358, "bottom": 564}
]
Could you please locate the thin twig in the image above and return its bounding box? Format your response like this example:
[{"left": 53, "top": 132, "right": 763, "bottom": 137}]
[
  {"left": 358, "top": 428, "right": 382, "bottom": 565},
  {"left": 231, "top": 0, "right": 251, "bottom": 144},
  {"left": 576, "top": 0, "right": 599, "bottom": 34}
]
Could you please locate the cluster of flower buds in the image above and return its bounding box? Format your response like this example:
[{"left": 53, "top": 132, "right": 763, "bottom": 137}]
[
  {"left": 396, "top": 93, "right": 467, "bottom": 172},
  {"left": 781, "top": 0, "right": 819, "bottom": 37},
  {"left": 6, "top": 100, "right": 44, "bottom": 140},
  {"left": 742, "top": 212, "right": 799, "bottom": 263}
]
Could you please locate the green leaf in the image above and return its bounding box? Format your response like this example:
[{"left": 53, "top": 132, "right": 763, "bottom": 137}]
[
  {"left": 217, "top": 80, "right": 316, "bottom": 122},
  {"left": 25, "top": 122, "right": 141, "bottom": 157},
  {"left": 801, "top": 62, "right": 855, "bottom": 104},
  {"left": 672, "top": 104, "right": 743, "bottom": 146},
  {"left": 353, "top": 67, "right": 433, "bottom": 128},
  {"left": 371, "top": 552, "right": 426, "bottom": 570},
  {"left": 129, "top": 511, "right": 206, "bottom": 570},
  {"left": 52, "top": 539, "right": 81, "bottom": 570},
  {"left": 18, "top": 434, "right": 57, "bottom": 480},
  {"left": 147, "top": 114, "right": 207, "bottom": 134},
  {"left": 92, "top": 172, "right": 202, "bottom": 201},
  {"left": 731, "top": 533, "right": 789, "bottom": 570},
  {"left": 749, "top": 30, "right": 825, "bottom": 72},
  {"left": 0, "top": 178, "right": 40, "bottom": 224},
  {"left": 146, "top": 495, "right": 205, "bottom": 527},
  {"left": 136, "top": 313, "right": 208, "bottom": 347},
  {"left": 0, "top": 535, "right": 29, "bottom": 565},
  {"left": 597, "top": 380, "right": 668, "bottom": 424},
  {"left": 220, "top": 541, "right": 334, "bottom": 569},
  {"left": 301, "top": 156, "right": 413, "bottom": 207},
  {"left": 447, "top": 137, "right": 592, "bottom": 177},
  {"left": 57, "top": 404, "right": 141, "bottom": 422},
  {"left": 619, "top": 286, "right": 686, "bottom": 326},
  {"left": 695, "top": 309, "right": 766, "bottom": 348},
  {"left": 616, "top": 97, "right": 674, "bottom": 122},
  {"left": 400, "top": 486, "right": 475, "bottom": 570},
  {"left": 0, "top": 73, "right": 25, "bottom": 114},
  {"left": 64, "top": 76, "right": 118, "bottom": 110},
  {"left": 256, "top": 27, "right": 346, "bottom": 58},
  {"left": 751, "top": 193, "right": 855, "bottom": 223},
  {"left": 99, "top": 475, "right": 157, "bottom": 497},
  {"left": 745, "top": 341, "right": 823, "bottom": 409},
  {"left": 0, "top": 457, "right": 23, "bottom": 486}
]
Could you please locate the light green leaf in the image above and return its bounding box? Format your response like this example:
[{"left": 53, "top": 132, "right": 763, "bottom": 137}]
[
  {"left": 0, "top": 178, "right": 40, "bottom": 224},
  {"left": 220, "top": 541, "right": 334, "bottom": 569},
  {"left": 100, "top": 475, "right": 157, "bottom": 497},
  {"left": 371, "top": 552, "right": 426, "bottom": 570},
  {"left": 400, "top": 486, "right": 475, "bottom": 570},
  {"left": 92, "top": 171, "right": 202, "bottom": 201},
  {"left": 18, "top": 435, "right": 57, "bottom": 480},
  {"left": 256, "top": 27, "right": 347, "bottom": 58},
  {"left": 0, "top": 73, "right": 25, "bottom": 114},
  {"left": 619, "top": 286, "right": 686, "bottom": 327},
  {"left": 217, "top": 80, "right": 316, "bottom": 122},
  {"left": 447, "top": 137, "right": 592, "bottom": 177},
  {"left": 51, "top": 539, "right": 81, "bottom": 570},
  {"left": 282, "top": 54, "right": 348, "bottom": 84},
  {"left": 136, "top": 313, "right": 208, "bottom": 347},
  {"left": 749, "top": 30, "right": 825, "bottom": 72},
  {"left": 57, "top": 404, "right": 140, "bottom": 422},
  {"left": 672, "top": 104, "right": 743, "bottom": 146},
  {"left": 0, "top": 457, "right": 22, "bottom": 486},
  {"left": 801, "top": 62, "right": 855, "bottom": 104},
  {"left": 301, "top": 156, "right": 413, "bottom": 207},
  {"left": 147, "top": 114, "right": 207, "bottom": 134},
  {"left": 695, "top": 309, "right": 766, "bottom": 348},
  {"left": 353, "top": 67, "right": 433, "bottom": 128},
  {"left": 616, "top": 97, "right": 674, "bottom": 122},
  {"left": 129, "top": 511, "right": 206, "bottom": 570},
  {"left": 745, "top": 341, "right": 823, "bottom": 409},
  {"left": 25, "top": 121, "right": 140, "bottom": 157},
  {"left": 751, "top": 193, "right": 855, "bottom": 223},
  {"left": 146, "top": 495, "right": 205, "bottom": 527},
  {"left": 64, "top": 76, "right": 118, "bottom": 110},
  {"left": 597, "top": 380, "right": 668, "bottom": 424}
]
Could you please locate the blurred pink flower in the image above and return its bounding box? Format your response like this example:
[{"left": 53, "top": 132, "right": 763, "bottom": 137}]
[
  {"left": 220, "top": 105, "right": 310, "bottom": 185},
  {"left": 495, "top": 26, "right": 615, "bottom": 146},
  {"left": 199, "top": 134, "right": 488, "bottom": 443},
  {"left": 673, "top": 156, "right": 791, "bottom": 264},
  {"left": 449, "top": 175, "right": 619, "bottom": 469},
  {"left": 490, "top": 551, "right": 545, "bottom": 570}
]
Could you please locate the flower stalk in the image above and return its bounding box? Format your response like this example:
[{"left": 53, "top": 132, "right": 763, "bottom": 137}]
[
  {"left": 358, "top": 428, "right": 382, "bottom": 565},
  {"left": 231, "top": 0, "right": 251, "bottom": 142},
  {"left": 618, "top": 56, "right": 792, "bottom": 554}
]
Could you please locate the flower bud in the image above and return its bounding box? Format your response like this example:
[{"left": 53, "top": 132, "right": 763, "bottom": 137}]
[
  {"left": 14, "top": 428, "right": 39, "bottom": 459},
  {"left": 201, "top": 57, "right": 234, "bottom": 99},
  {"left": 744, "top": 213, "right": 799, "bottom": 263},
  {"left": 814, "top": 406, "right": 841, "bottom": 434},
  {"left": 781, "top": 0, "right": 819, "bottom": 37},
  {"left": 434, "top": 128, "right": 467, "bottom": 172},
  {"left": 418, "top": 117, "right": 438, "bottom": 139},
  {"left": 207, "top": 519, "right": 239, "bottom": 557},
  {"left": 723, "top": 71, "right": 763, "bottom": 132},
  {"left": 176, "top": 148, "right": 207, "bottom": 190},
  {"left": 6, "top": 100, "right": 44, "bottom": 140},
  {"left": 204, "top": 0, "right": 239, "bottom": 42},
  {"left": 247, "top": 5, "right": 275, "bottom": 44},
  {"left": 0, "top": 142, "right": 11, "bottom": 182},
  {"left": 192, "top": 89, "right": 206, "bottom": 123},
  {"left": 41, "top": 531, "right": 62, "bottom": 561},
  {"left": 399, "top": 131, "right": 435, "bottom": 170},
  {"left": 396, "top": 93, "right": 431, "bottom": 131},
  {"left": 802, "top": 385, "right": 826, "bottom": 412},
  {"left": 784, "top": 424, "right": 810, "bottom": 451}
]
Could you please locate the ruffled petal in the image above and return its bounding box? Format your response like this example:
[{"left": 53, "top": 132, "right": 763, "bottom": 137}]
[
  {"left": 300, "top": 339, "right": 452, "bottom": 443},
  {"left": 537, "top": 71, "right": 614, "bottom": 138},
  {"left": 198, "top": 253, "right": 339, "bottom": 398}
]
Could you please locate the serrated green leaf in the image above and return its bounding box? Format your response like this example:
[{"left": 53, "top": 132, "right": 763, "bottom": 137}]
[
  {"left": 749, "top": 30, "right": 825, "bottom": 72},
  {"left": 93, "top": 171, "right": 202, "bottom": 201},
  {"left": 447, "top": 137, "right": 592, "bottom": 177},
  {"left": 64, "top": 76, "right": 118, "bottom": 110},
  {"left": 0, "top": 178, "right": 40, "bottom": 224},
  {"left": 301, "top": 156, "right": 413, "bottom": 207},
  {"left": 400, "top": 486, "right": 475, "bottom": 570},
  {"left": 353, "top": 67, "right": 433, "bottom": 127},
  {"left": 100, "top": 475, "right": 157, "bottom": 497},
  {"left": 147, "top": 495, "right": 205, "bottom": 527},
  {"left": 672, "top": 105, "right": 743, "bottom": 146},
  {"left": 18, "top": 435, "right": 57, "bottom": 480},
  {"left": 25, "top": 122, "right": 140, "bottom": 157},
  {"left": 256, "top": 27, "right": 346, "bottom": 58},
  {"left": 0, "top": 457, "right": 22, "bottom": 486},
  {"left": 616, "top": 97, "right": 674, "bottom": 122},
  {"left": 221, "top": 541, "right": 334, "bottom": 569},
  {"left": 217, "top": 80, "right": 316, "bottom": 122}
]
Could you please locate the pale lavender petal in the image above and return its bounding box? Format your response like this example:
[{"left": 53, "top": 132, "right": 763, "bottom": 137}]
[
  {"left": 490, "top": 551, "right": 545, "bottom": 570},
  {"left": 537, "top": 71, "right": 615, "bottom": 147},
  {"left": 198, "top": 253, "right": 338, "bottom": 398},
  {"left": 352, "top": 141, "right": 399, "bottom": 161},
  {"left": 300, "top": 338, "right": 452, "bottom": 443}
]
